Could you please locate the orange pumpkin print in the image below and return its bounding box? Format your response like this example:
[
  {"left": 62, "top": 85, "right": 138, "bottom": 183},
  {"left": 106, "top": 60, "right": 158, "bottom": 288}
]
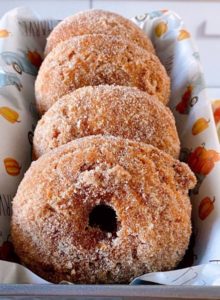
[
  {"left": 199, "top": 160, "right": 214, "bottom": 175},
  {"left": 27, "top": 50, "right": 42, "bottom": 68},
  {"left": 0, "top": 29, "right": 10, "bottom": 38},
  {"left": 181, "top": 146, "right": 220, "bottom": 194},
  {"left": 187, "top": 146, "right": 220, "bottom": 176},
  {"left": 194, "top": 146, "right": 204, "bottom": 157},
  {"left": 201, "top": 149, "right": 220, "bottom": 160},
  {"left": 155, "top": 21, "right": 168, "bottom": 38},
  {"left": 178, "top": 29, "right": 191, "bottom": 41},
  {"left": 4, "top": 157, "right": 21, "bottom": 176},
  {"left": 199, "top": 197, "right": 215, "bottom": 220},
  {"left": 192, "top": 118, "right": 209, "bottom": 135},
  {"left": 0, "top": 106, "right": 20, "bottom": 123}
]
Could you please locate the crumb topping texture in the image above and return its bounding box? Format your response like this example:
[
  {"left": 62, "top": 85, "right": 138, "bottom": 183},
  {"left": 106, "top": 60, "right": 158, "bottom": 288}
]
[{"left": 12, "top": 136, "right": 196, "bottom": 283}]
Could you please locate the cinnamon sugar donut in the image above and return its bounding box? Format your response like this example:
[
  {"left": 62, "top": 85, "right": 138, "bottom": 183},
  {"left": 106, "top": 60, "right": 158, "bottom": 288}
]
[
  {"left": 11, "top": 135, "right": 196, "bottom": 284},
  {"left": 33, "top": 85, "right": 179, "bottom": 159},
  {"left": 35, "top": 34, "right": 170, "bottom": 115},
  {"left": 44, "top": 9, "right": 155, "bottom": 56}
]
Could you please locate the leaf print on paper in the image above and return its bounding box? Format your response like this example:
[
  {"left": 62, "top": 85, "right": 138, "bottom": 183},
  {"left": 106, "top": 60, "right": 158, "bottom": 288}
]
[
  {"left": 135, "top": 13, "right": 148, "bottom": 22},
  {"left": 192, "top": 118, "right": 209, "bottom": 135},
  {"left": 0, "top": 69, "right": 22, "bottom": 91},
  {"left": 0, "top": 50, "right": 41, "bottom": 76},
  {"left": 3, "top": 157, "right": 21, "bottom": 176},
  {"left": 0, "top": 106, "right": 20, "bottom": 123},
  {"left": 26, "top": 50, "right": 42, "bottom": 68},
  {"left": 199, "top": 197, "right": 215, "bottom": 221},
  {"left": 135, "top": 11, "right": 165, "bottom": 21},
  {"left": 149, "top": 11, "right": 165, "bottom": 19},
  {"left": 176, "top": 85, "right": 198, "bottom": 114}
]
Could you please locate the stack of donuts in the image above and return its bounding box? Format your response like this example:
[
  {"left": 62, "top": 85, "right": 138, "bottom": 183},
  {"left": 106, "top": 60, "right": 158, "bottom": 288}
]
[{"left": 11, "top": 10, "right": 196, "bottom": 284}]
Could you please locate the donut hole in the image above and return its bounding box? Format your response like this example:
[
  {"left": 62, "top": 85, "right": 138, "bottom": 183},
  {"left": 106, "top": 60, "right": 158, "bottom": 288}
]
[{"left": 89, "top": 204, "right": 118, "bottom": 235}]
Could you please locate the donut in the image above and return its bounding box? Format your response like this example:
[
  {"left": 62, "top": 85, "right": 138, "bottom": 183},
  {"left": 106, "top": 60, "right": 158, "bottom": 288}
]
[
  {"left": 11, "top": 135, "right": 196, "bottom": 284},
  {"left": 35, "top": 34, "right": 170, "bottom": 115},
  {"left": 44, "top": 9, "right": 155, "bottom": 56},
  {"left": 33, "top": 85, "right": 180, "bottom": 159}
]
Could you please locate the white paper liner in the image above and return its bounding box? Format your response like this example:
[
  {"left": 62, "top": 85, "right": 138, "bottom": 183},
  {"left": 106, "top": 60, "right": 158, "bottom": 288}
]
[
  {"left": 0, "top": 261, "right": 48, "bottom": 283},
  {"left": 0, "top": 7, "right": 220, "bottom": 285},
  {"left": 131, "top": 264, "right": 220, "bottom": 286}
]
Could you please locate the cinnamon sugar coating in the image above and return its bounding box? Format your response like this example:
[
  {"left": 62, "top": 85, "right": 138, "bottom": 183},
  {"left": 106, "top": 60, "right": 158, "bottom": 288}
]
[
  {"left": 35, "top": 34, "right": 170, "bottom": 115},
  {"left": 33, "top": 85, "right": 179, "bottom": 159},
  {"left": 45, "top": 9, "right": 155, "bottom": 56},
  {"left": 11, "top": 135, "right": 196, "bottom": 284}
]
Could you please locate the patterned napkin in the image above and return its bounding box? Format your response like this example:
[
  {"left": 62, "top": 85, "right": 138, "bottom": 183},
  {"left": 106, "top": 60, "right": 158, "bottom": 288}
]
[{"left": 0, "top": 7, "right": 220, "bottom": 284}]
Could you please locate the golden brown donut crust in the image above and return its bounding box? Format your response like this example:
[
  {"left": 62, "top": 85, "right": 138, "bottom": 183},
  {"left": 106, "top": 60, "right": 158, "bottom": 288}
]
[
  {"left": 45, "top": 9, "right": 155, "bottom": 56},
  {"left": 12, "top": 135, "right": 196, "bottom": 284},
  {"left": 33, "top": 85, "right": 179, "bottom": 159},
  {"left": 35, "top": 34, "right": 170, "bottom": 115}
]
